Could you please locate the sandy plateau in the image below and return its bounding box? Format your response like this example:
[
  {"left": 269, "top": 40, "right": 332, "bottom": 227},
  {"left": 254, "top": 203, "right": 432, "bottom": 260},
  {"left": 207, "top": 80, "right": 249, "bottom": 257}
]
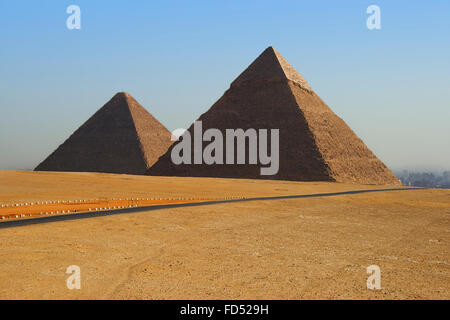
[{"left": 0, "top": 170, "right": 449, "bottom": 299}]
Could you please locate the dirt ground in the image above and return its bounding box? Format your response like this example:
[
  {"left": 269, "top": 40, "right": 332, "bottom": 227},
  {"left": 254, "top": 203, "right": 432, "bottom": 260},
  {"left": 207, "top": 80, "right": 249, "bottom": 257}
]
[{"left": 0, "top": 170, "right": 448, "bottom": 299}]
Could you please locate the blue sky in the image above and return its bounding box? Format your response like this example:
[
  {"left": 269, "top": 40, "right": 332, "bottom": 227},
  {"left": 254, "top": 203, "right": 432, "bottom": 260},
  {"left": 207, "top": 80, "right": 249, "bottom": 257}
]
[{"left": 0, "top": 0, "right": 449, "bottom": 171}]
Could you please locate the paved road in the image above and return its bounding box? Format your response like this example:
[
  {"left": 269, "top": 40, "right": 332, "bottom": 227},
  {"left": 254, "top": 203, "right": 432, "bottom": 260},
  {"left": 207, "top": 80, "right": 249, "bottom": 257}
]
[{"left": 0, "top": 187, "right": 423, "bottom": 229}]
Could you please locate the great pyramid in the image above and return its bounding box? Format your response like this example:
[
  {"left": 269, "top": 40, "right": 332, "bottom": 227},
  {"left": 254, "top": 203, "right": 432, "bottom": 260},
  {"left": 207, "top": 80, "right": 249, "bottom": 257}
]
[
  {"left": 148, "top": 47, "right": 400, "bottom": 185},
  {"left": 35, "top": 92, "right": 172, "bottom": 175}
]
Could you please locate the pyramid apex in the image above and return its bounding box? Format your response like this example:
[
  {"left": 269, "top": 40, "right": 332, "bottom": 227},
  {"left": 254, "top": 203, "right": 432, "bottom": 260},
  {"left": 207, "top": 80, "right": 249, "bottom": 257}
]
[
  {"left": 262, "top": 46, "right": 279, "bottom": 55},
  {"left": 113, "top": 92, "right": 132, "bottom": 99},
  {"left": 231, "top": 47, "right": 311, "bottom": 91},
  {"left": 109, "top": 92, "right": 139, "bottom": 108}
]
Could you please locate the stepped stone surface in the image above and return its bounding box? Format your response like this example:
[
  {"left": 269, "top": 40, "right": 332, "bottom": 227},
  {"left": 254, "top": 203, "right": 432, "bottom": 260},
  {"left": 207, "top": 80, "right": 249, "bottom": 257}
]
[
  {"left": 35, "top": 92, "right": 172, "bottom": 175},
  {"left": 148, "top": 47, "right": 399, "bottom": 185}
]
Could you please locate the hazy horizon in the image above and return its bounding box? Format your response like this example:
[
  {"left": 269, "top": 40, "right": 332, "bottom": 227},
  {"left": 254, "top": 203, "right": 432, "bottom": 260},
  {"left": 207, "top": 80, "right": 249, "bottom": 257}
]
[{"left": 1, "top": 1, "right": 449, "bottom": 172}]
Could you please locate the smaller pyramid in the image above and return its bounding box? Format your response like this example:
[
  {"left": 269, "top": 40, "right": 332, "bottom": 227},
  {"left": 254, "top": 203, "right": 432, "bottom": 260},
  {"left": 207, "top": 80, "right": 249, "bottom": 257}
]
[{"left": 35, "top": 92, "right": 172, "bottom": 175}]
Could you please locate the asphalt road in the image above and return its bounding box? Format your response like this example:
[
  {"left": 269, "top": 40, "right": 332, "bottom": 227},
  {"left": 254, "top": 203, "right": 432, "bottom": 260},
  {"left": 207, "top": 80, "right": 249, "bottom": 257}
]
[{"left": 0, "top": 187, "right": 422, "bottom": 229}]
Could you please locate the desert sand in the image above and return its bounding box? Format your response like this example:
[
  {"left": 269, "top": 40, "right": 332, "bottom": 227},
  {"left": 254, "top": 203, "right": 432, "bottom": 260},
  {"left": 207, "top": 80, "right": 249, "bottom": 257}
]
[{"left": 0, "top": 170, "right": 448, "bottom": 299}]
